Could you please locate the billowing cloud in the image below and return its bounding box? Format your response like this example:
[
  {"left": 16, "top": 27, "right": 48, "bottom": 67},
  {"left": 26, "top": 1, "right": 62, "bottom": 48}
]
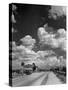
[
  {"left": 11, "top": 40, "right": 65, "bottom": 70},
  {"left": 12, "top": 41, "right": 17, "bottom": 52},
  {"left": 11, "top": 41, "right": 57, "bottom": 66},
  {"left": 11, "top": 26, "right": 66, "bottom": 70},
  {"left": 11, "top": 4, "right": 17, "bottom": 23},
  {"left": 12, "top": 27, "right": 17, "bottom": 33},
  {"left": 55, "top": 29, "right": 66, "bottom": 51},
  {"left": 56, "top": 28, "right": 66, "bottom": 38},
  {"left": 11, "top": 41, "right": 37, "bottom": 61},
  {"left": 20, "top": 35, "right": 36, "bottom": 50},
  {"left": 37, "top": 27, "right": 48, "bottom": 41},
  {"left": 37, "top": 50, "right": 55, "bottom": 58},
  {"left": 38, "top": 26, "right": 66, "bottom": 51},
  {"left": 12, "top": 4, "right": 17, "bottom": 11},
  {"left": 11, "top": 5, "right": 66, "bottom": 70},
  {"left": 48, "top": 6, "right": 66, "bottom": 20},
  {"left": 11, "top": 13, "right": 16, "bottom": 23},
  {"left": 58, "top": 56, "right": 66, "bottom": 67}
]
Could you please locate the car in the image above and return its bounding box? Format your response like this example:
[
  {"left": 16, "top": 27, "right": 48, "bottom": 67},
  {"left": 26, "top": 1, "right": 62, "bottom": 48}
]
[
  {"left": 23, "top": 64, "right": 33, "bottom": 75},
  {"left": 21, "top": 62, "right": 38, "bottom": 75}
]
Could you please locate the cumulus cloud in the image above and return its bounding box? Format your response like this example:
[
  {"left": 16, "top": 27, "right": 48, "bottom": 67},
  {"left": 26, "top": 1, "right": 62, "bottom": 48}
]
[
  {"left": 37, "top": 55, "right": 66, "bottom": 69},
  {"left": 35, "top": 55, "right": 60, "bottom": 69},
  {"left": 12, "top": 27, "right": 17, "bottom": 33},
  {"left": 45, "top": 56, "right": 58, "bottom": 67},
  {"left": 16, "top": 45, "right": 36, "bottom": 56},
  {"left": 11, "top": 40, "right": 57, "bottom": 66},
  {"left": 38, "top": 26, "right": 66, "bottom": 51},
  {"left": 12, "top": 4, "right": 17, "bottom": 11},
  {"left": 11, "top": 4, "right": 18, "bottom": 34},
  {"left": 11, "top": 40, "right": 65, "bottom": 69},
  {"left": 58, "top": 56, "right": 66, "bottom": 67},
  {"left": 48, "top": 6, "right": 66, "bottom": 20},
  {"left": 11, "top": 13, "right": 16, "bottom": 23},
  {"left": 37, "top": 27, "right": 48, "bottom": 41},
  {"left": 56, "top": 28, "right": 66, "bottom": 38},
  {"left": 55, "top": 29, "right": 66, "bottom": 51},
  {"left": 11, "top": 41, "right": 37, "bottom": 61},
  {"left": 12, "top": 41, "right": 17, "bottom": 52},
  {"left": 11, "top": 26, "right": 66, "bottom": 69},
  {"left": 11, "top": 4, "right": 17, "bottom": 23},
  {"left": 20, "top": 35, "right": 36, "bottom": 50},
  {"left": 35, "top": 50, "right": 60, "bottom": 68},
  {"left": 37, "top": 50, "right": 55, "bottom": 58},
  {"left": 12, "top": 41, "right": 16, "bottom": 46},
  {"left": 11, "top": 5, "right": 66, "bottom": 70}
]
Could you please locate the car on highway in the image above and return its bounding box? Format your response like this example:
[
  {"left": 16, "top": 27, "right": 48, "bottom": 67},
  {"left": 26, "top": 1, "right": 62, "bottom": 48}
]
[
  {"left": 21, "top": 62, "right": 38, "bottom": 75},
  {"left": 23, "top": 64, "right": 33, "bottom": 75}
]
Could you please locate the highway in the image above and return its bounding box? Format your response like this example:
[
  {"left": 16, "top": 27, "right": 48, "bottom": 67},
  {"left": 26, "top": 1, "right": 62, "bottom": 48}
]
[{"left": 12, "top": 71, "right": 62, "bottom": 87}]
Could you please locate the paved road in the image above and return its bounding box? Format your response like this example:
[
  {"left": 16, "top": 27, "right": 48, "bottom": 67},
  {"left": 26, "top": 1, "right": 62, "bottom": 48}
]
[
  {"left": 12, "top": 72, "right": 62, "bottom": 87},
  {"left": 46, "top": 72, "right": 62, "bottom": 85}
]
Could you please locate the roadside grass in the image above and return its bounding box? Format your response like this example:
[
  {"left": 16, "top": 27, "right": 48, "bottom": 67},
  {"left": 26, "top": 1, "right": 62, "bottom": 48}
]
[{"left": 54, "top": 71, "right": 66, "bottom": 83}]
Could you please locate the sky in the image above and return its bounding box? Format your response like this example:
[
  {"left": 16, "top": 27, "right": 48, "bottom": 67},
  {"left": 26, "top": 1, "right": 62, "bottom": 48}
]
[
  {"left": 11, "top": 3, "right": 66, "bottom": 43},
  {"left": 10, "top": 3, "right": 66, "bottom": 68},
  {"left": 12, "top": 4, "right": 49, "bottom": 42}
]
